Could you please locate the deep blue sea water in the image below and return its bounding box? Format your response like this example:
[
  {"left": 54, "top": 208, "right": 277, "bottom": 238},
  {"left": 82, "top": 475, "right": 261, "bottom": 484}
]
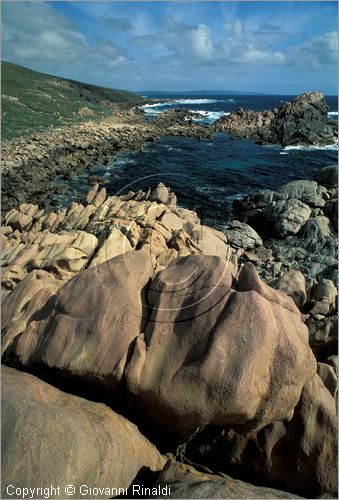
[{"left": 58, "top": 94, "right": 338, "bottom": 230}]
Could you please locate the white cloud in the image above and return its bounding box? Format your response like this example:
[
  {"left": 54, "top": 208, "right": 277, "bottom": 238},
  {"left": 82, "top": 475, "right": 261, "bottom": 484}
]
[
  {"left": 288, "top": 31, "right": 338, "bottom": 68},
  {"left": 2, "top": 2, "right": 128, "bottom": 81},
  {"left": 1, "top": 3, "right": 337, "bottom": 93},
  {"left": 221, "top": 19, "right": 285, "bottom": 66},
  {"left": 190, "top": 24, "right": 214, "bottom": 58}
]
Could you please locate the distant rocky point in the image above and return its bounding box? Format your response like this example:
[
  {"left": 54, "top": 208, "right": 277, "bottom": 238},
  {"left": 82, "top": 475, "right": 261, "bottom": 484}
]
[{"left": 215, "top": 92, "right": 337, "bottom": 146}]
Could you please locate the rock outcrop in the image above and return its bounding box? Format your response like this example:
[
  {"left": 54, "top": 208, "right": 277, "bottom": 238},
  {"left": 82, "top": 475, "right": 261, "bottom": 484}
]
[
  {"left": 234, "top": 168, "right": 338, "bottom": 283},
  {"left": 1, "top": 178, "right": 337, "bottom": 499},
  {"left": 1, "top": 366, "right": 165, "bottom": 500},
  {"left": 215, "top": 92, "right": 337, "bottom": 146},
  {"left": 2, "top": 251, "right": 316, "bottom": 439},
  {"left": 126, "top": 257, "right": 315, "bottom": 436},
  {"left": 2, "top": 109, "right": 214, "bottom": 214},
  {"left": 2, "top": 251, "right": 154, "bottom": 401}
]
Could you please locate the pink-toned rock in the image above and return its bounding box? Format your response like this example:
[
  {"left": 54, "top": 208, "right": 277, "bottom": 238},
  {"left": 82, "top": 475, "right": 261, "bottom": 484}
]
[
  {"left": 2, "top": 251, "right": 154, "bottom": 400},
  {"left": 126, "top": 257, "right": 316, "bottom": 436},
  {"left": 1, "top": 270, "right": 64, "bottom": 356},
  {"left": 1, "top": 366, "right": 165, "bottom": 499},
  {"left": 154, "top": 461, "right": 301, "bottom": 499},
  {"left": 270, "top": 269, "right": 307, "bottom": 307},
  {"left": 184, "top": 374, "right": 338, "bottom": 498}
]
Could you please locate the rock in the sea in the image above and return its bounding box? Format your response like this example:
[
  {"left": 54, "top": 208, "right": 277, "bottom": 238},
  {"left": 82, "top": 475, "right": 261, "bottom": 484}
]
[
  {"left": 2, "top": 250, "right": 154, "bottom": 400},
  {"left": 126, "top": 256, "right": 315, "bottom": 436},
  {"left": 184, "top": 374, "right": 337, "bottom": 498},
  {"left": 153, "top": 461, "right": 301, "bottom": 499},
  {"left": 216, "top": 92, "right": 336, "bottom": 147},
  {"left": 1, "top": 366, "right": 165, "bottom": 500}
]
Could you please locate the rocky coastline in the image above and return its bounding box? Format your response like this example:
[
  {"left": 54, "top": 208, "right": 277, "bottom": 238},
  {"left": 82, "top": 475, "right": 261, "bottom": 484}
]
[
  {"left": 2, "top": 92, "right": 336, "bottom": 217},
  {"left": 1, "top": 161, "right": 338, "bottom": 498},
  {"left": 215, "top": 91, "right": 338, "bottom": 146},
  {"left": 1, "top": 107, "right": 213, "bottom": 215},
  {"left": 1, "top": 90, "right": 338, "bottom": 499}
]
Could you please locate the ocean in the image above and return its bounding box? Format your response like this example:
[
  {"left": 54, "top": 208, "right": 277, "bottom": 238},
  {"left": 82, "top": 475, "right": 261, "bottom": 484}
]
[{"left": 58, "top": 94, "right": 338, "bottom": 230}]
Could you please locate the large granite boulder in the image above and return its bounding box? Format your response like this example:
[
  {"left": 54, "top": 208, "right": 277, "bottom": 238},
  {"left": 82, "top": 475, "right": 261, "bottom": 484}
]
[
  {"left": 184, "top": 374, "right": 337, "bottom": 498},
  {"left": 89, "top": 227, "right": 132, "bottom": 266},
  {"left": 1, "top": 366, "right": 165, "bottom": 499},
  {"left": 153, "top": 461, "right": 301, "bottom": 499},
  {"left": 299, "top": 216, "right": 333, "bottom": 250},
  {"left": 188, "top": 225, "right": 230, "bottom": 259},
  {"left": 126, "top": 255, "right": 315, "bottom": 436},
  {"left": 2, "top": 250, "right": 154, "bottom": 400},
  {"left": 216, "top": 92, "right": 336, "bottom": 146},
  {"left": 1, "top": 253, "right": 316, "bottom": 440}
]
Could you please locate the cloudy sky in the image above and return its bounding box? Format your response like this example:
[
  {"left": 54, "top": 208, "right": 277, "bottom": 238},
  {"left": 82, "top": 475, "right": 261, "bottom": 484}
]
[{"left": 2, "top": 1, "right": 338, "bottom": 94}]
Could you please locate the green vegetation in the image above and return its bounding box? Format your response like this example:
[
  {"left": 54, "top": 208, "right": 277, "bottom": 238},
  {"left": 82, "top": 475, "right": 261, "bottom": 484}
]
[{"left": 1, "top": 61, "right": 144, "bottom": 140}]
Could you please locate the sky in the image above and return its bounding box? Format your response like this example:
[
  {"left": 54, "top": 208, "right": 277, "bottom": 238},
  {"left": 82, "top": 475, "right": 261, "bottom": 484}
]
[{"left": 1, "top": 1, "right": 338, "bottom": 94}]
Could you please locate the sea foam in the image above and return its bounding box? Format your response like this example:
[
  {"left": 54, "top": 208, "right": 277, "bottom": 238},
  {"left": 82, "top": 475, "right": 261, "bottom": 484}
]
[
  {"left": 281, "top": 143, "right": 338, "bottom": 153},
  {"left": 190, "top": 110, "right": 230, "bottom": 124}
]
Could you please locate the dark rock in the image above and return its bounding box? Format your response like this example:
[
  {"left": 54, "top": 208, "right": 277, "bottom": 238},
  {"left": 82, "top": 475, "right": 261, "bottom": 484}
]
[
  {"left": 315, "top": 164, "right": 338, "bottom": 187},
  {"left": 216, "top": 92, "right": 336, "bottom": 146}
]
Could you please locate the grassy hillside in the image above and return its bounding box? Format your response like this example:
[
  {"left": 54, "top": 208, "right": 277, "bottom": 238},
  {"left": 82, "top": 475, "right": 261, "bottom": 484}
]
[{"left": 1, "top": 61, "right": 144, "bottom": 140}]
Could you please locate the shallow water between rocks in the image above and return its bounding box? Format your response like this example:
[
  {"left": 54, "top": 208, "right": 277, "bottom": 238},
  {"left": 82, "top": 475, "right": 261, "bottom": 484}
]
[{"left": 54, "top": 132, "right": 337, "bottom": 231}]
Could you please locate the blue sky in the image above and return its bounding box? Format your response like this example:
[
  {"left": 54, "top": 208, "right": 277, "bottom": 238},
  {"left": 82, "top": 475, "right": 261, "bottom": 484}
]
[{"left": 2, "top": 1, "right": 338, "bottom": 94}]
